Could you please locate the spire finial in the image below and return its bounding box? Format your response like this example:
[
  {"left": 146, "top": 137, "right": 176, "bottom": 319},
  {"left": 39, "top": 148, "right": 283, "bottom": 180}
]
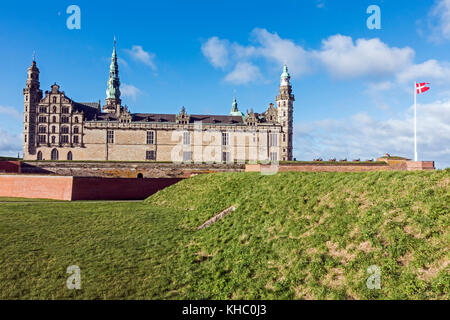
[{"left": 32, "top": 50, "right": 36, "bottom": 62}]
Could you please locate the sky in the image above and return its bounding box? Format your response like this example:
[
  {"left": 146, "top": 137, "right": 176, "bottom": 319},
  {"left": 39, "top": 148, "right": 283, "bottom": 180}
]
[{"left": 0, "top": 0, "right": 449, "bottom": 168}]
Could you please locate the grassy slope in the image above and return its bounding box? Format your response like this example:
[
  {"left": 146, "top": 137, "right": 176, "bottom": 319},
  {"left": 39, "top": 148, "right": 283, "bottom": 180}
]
[
  {"left": 146, "top": 170, "right": 449, "bottom": 299},
  {"left": 0, "top": 170, "right": 448, "bottom": 299}
]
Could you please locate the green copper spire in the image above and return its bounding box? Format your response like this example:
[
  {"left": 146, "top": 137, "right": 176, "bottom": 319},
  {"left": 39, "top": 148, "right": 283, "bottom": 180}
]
[
  {"left": 230, "top": 95, "right": 244, "bottom": 116},
  {"left": 106, "top": 37, "right": 121, "bottom": 100},
  {"left": 280, "top": 64, "right": 290, "bottom": 80}
]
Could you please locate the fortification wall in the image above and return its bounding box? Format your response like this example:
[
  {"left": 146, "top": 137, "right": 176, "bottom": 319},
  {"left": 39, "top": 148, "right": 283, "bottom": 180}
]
[
  {"left": 0, "top": 175, "right": 73, "bottom": 200},
  {"left": 20, "top": 161, "right": 245, "bottom": 178},
  {"left": 0, "top": 175, "right": 183, "bottom": 200},
  {"left": 0, "top": 161, "right": 21, "bottom": 173}
]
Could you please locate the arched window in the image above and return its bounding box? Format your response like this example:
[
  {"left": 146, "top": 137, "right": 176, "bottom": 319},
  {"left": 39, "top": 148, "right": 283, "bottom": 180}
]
[
  {"left": 37, "top": 151, "right": 42, "bottom": 160},
  {"left": 51, "top": 148, "right": 59, "bottom": 161},
  {"left": 51, "top": 136, "right": 56, "bottom": 144},
  {"left": 137, "top": 173, "right": 143, "bottom": 178},
  {"left": 52, "top": 126, "right": 56, "bottom": 133},
  {"left": 52, "top": 116, "right": 56, "bottom": 123},
  {"left": 53, "top": 97, "right": 57, "bottom": 103},
  {"left": 74, "top": 117, "right": 79, "bottom": 123},
  {"left": 67, "top": 151, "right": 73, "bottom": 161},
  {"left": 53, "top": 106, "right": 57, "bottom": 113}
]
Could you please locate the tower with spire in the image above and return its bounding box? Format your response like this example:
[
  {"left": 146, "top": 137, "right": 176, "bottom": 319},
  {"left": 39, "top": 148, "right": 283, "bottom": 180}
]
[
  {"left": 276, "top": 64, "right": 294, "bottom": 161},
  {"left": 104, "top": 37, "right": 122, "bottom": 115},
  {"left": 23, "top": 55, "right": 43, "bottom": 156},
  {"left": 230, "top": 95, "right": 244, "bottom": 117}
]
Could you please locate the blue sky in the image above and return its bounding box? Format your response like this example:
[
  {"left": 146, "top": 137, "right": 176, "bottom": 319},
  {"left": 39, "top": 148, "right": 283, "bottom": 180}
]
[{"left": 0, "top": 0, "right": 449, "bottom": 168}]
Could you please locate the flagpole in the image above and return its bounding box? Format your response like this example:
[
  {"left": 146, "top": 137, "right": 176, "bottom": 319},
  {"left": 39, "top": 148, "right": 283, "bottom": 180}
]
[{"left": 414, "top": 82, "right": 418, "bottom": 161}]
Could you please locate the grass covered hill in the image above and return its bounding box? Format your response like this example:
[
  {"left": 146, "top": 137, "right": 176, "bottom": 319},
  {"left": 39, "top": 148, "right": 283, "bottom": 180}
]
[{"left": 0, "top": 170, "right": 448, "bottom": 299}]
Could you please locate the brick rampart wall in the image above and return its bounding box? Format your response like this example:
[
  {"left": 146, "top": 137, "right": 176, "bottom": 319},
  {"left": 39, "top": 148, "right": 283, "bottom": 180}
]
[
  {"left": 0, "top": 161, "right": 21, "bottom": 173},
  {"left": 0, "top": 175, "right": 183, "bottom": 200}
]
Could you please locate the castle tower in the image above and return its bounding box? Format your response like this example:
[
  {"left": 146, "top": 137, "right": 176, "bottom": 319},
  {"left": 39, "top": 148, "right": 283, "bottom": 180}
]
[
  {"left": 230, "top": 95, "right": 244, "bottom": 116},
  {"left": 275, "top": 64, "right": 294, "bottom": 161},
  {"left": 23, "top": 56, "right": 43, "bottom": 158},
  {"left": 104, "top": 37, "right": 121, "bottom": 115}
]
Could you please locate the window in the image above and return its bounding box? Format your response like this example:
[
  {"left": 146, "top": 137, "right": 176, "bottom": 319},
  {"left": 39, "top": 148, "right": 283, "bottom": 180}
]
[
  {"left": 39, "top": 107, "right": 47, "bottom": 113},
  {"left": 53, "top": 106, "right": 57, "bottom": 113},
  {"left": 24, "top": 135, "right": 27, "bottom": 143},
  {"left": 183, "top": 132, "right": 190, "bottom": 145},
  {"left": 51, "top": 136, "right": 56, "bottom": 144},
  {"left": 61, "top": 135, "right": 69, "bottom": 144},
  {"left": 52, "top": 116, "right": 57, "bottom": 123},
  {"left": 38, "top": 135, "right": 46, "bottom": 143},
  {"left": 283, "top": 111, "right": 286, "bottom": 117},
  {"left": 74, "top": 117, "right": 79, "bottom": 123},
  {"left": 107, "top": 130, "right": 114, "bottom": 143},
  {"left": 61, "top": 116, "right": 69, "bottom": 123},
  {"left": 61, "top": 126, "right": 69, "bottom": 134},
  {"left": 37, "top": 151, "right": 42, "bottom": 160},
  {"left": 67, "top": 151, "right": 73, "bottom": 161},
  {"left": 53, "top": 97, "right": 57, "bottom": 103},
  {"left": 38, "top": 116, "right": 46, "bottom": 123},
  {"left": 270, "top": 152, "right": 278, "bottom": 161},
  {"left": 147, "top": 131, "right": 155, "bottom": 144},
  {"left": 73, "top": 136, "right": 79, "bottom": 144},
  {"left": 52, "top": 126, "right": 56, "bottom": 133},
  {"left": 26, "top": 95, "right": 28, "bottom": 102},
  {"left": 146, "top": 150, "right": 156, "bottom": 160},
  {"left": 269, "top": 133, "right": 278, "bottom": 147},
  {"left": 73, "top": 127, "right": 79, "bottom": 134},
  {"left": 62, "top": 107, "right": 69, "bottom": 114},
  {"left": 221, "top": 132, "right": 229, "bottom": 146},
  {"left": 222, "top": 151, "right": 230, "bottom": 163},
  {"left": 182, "top": 151, "right": 192, "bottom": 162},
  {"left": 283, "top": 134, "right": 286, "bottom": 142},
  {"left": 38, "top": 126, "right": 46, "bottom": 133},
  {"left": 51, "top": 148, "right": 58, "bottom": 160}
]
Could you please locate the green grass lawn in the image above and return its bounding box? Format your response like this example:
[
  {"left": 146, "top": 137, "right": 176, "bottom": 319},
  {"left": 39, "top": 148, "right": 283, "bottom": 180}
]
[{"left": 0, "top": 170, "right": 448, "bottom": 299}]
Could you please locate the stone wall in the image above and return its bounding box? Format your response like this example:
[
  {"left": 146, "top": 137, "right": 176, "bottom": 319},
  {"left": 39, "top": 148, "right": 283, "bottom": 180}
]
[{"left": 20, "top": 161, "right": 245, "bottom": 178}]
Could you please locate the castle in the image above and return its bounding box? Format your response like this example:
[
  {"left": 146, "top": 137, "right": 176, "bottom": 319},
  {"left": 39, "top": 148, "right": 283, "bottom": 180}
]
[{"left": 23, "top": 40, "right": 294, "bottom": 162}]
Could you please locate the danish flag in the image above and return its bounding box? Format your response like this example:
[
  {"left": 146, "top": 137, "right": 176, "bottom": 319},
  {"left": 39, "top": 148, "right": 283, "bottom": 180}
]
[{"left": 416, "top": 82, "right": 430, "bottom": 94}]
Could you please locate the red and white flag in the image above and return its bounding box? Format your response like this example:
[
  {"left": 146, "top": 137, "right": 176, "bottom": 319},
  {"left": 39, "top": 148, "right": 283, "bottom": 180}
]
[{"left": 416, "top": 82, "right": 430, "bottom": 94}]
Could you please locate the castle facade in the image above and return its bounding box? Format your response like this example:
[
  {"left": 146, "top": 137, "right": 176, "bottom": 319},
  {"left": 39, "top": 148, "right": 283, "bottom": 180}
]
[{"left": 23, "top": 41, "right": 294, "bottom": 162}]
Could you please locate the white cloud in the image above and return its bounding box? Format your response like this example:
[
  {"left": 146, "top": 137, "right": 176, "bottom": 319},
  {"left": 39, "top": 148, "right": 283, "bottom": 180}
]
[
  {"left": 124, "top": 45, "right": 156, "bottom": 70},
  {"left": 202, "top": 28, "right": 310, "bottom": 84},
  {"left": 121, "top": 84, "right": 142, "bottom": 101},
  {"left": 428, "top": 0, "right": 450, "bottom": 41},
  {"left": 0, "top": 128, "right": 21, "bottom": 157},
  {"left": 224, "top": 62, "right": 262, "bottom": 85},
  {"left": 201, "top": 37, "right": 230, "bottom": 69},
  {"left": 250, "top": 28, "right": 311, "bottom": 76},
  {"left": 0, "top": 105, "right": 21, "bottom": 120},
  {"left": 314, "top": 35, "right": 414, "bottom": 78},
  {"left": 294, "top": 99, "right": 450, "bottom": 169},
  {"left": 396, "top": 59, "right": 450, "bottom": 83}
]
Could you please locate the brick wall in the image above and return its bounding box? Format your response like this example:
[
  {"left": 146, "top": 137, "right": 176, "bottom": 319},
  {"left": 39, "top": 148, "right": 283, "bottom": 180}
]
[
  {"left": 0, "top": 161, "right": 21, "bottom": 173},
  {"left": 71, "top": 177, "right": 183, "bottom": 200},
  {"left": 0, "top": 175, "right": 73, "bottom": 200},
  {"left": 0, "top": 175, "right": 183, "bottom": 201},
  {"left": 246, "top": 163, "right": 392, "bottom": 173}
]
